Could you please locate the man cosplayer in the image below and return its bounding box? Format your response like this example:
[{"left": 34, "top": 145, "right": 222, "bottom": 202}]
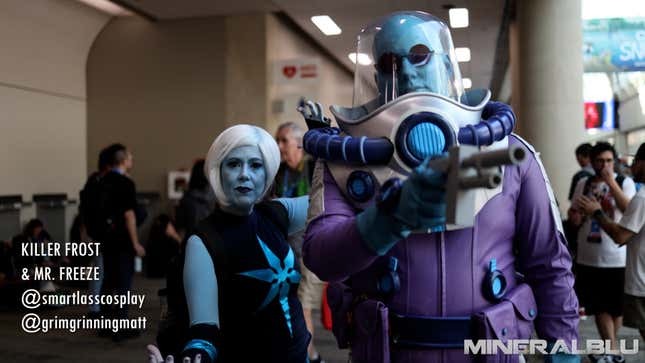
[{"left": 299, "top": 11, "right": 579, "bottom": 363}]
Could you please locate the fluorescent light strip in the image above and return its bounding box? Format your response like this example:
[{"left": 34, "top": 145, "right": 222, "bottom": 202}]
[
  {"left": 463, "top": 78, "right": 472, "bottom": 89},
  {"left": 348, "top": 53, "right": 373, "bottom": 65},
  {"left": 76, "top": 0, "right": 133, "bottom": 16},
  {"left": 311, "top": 15, "right": 342, "bottom": 36},
  {"left": 449, "top": 8, "right": 469, "bottom": 28},
  {"left": 455, "top": 47, "right": 471, "bottom": 62}
]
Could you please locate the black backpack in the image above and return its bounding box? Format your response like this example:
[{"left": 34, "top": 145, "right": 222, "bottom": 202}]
[
  {"left": 79, "top": 173, "right": 114, "bottom": 241},
  {"left": 568, "top": 169, "right": 594, "bottom": 200}
]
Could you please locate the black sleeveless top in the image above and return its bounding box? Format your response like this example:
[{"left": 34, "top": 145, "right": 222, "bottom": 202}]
[{"left": 192, "top": 201, "right": 309, "bottom": 362}]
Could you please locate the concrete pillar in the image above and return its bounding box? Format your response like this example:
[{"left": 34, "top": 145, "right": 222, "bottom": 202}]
[
  {"left": 509, "top": 20, "right": 521, "bottom": 136},
  {"left": 516, "top": 0, "right": 585, "bottom": 212},
  {"left": 225, "top": 13, "right": 269, "bottom": 129}
]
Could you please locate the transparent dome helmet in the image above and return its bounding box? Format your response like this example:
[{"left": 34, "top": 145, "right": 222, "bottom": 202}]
[{"left": 351, "top": 11, "right": 465, "bottom": 109}]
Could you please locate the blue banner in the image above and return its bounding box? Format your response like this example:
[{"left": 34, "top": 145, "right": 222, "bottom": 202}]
[{"left": 583, "top": 17, "right": 645, "bottom": 72}]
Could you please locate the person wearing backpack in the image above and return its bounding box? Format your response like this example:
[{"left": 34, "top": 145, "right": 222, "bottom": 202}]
[
  {"left": 576, "top": 143, "right": 645, "bottom": 346},
  {"left": 571, "top": 142, "right": 636, "bottom": 363},
  {"left": 565, "top": 143, "right": 595, "bottom": 281},
  {"left": 79, "top": 144, "right": 116, "bottom": 318},
  {"left": 272, "top": 122, "right": 325, "bottom": 363},
  {"left": 99, "top": 144, "right": 146, "bottom": 341},
  {"left": 568, "top": 143, "right": 595, "bottom": 201},
  {"left": 149, "top": 125, "right": 310, "bottom": 363}
]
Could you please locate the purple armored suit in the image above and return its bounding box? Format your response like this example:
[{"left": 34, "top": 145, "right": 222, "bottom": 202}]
[
  {"left": 302, "top": 134, "right": 579, "bottom": 362},
  {"left": 297, "top": 10, "right": 579, "bottom": 363}
]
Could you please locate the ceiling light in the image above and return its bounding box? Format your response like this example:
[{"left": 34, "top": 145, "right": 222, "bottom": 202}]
[
  {"left": 582, "top": 0, "right": 645, "bottom": 19},
  {"left": 348, "top": 53, "right": 372, "bottom": 65},
  {"left": 455, "top": 47, "right": 471, "bottom": 62},
  {"left": 75, "top": 0, "right": 132, "bottom": 16},
  {"left": 311, "top": 15, "right": 342, "bottom": 36},
  {"left": 449, "top": 8, "right": 469, "bottom": 28},
  {"left": 462, "top": 78, "right": 472, "bottom": 89}
]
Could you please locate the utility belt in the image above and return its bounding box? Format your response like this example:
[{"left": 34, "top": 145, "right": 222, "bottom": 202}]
[{"left": 327, "top": 282, "right": 537, "bottom": 363}]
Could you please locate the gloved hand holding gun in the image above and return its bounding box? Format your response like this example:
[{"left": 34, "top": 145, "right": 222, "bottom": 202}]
[{"left": 356, "top": 144, "right": 526, "bottom": 255}]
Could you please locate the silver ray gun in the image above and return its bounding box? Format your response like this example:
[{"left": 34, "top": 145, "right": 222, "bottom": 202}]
[{"left": 425, "top": 144, "right": 526, "bottom": 229}]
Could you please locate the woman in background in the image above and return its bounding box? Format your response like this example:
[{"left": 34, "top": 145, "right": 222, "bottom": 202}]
[{"left": 175, "top": 159, "right": 216, "bottom": 237}]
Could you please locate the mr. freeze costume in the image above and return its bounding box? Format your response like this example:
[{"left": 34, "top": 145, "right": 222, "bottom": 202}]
[{"left": 300, "top": 12, "right": 579, "bottom": 363}]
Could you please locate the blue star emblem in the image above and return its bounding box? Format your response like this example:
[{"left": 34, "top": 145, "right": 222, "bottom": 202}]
[{"left": 238, "top": 235, "right": 301, "bottom": 335}]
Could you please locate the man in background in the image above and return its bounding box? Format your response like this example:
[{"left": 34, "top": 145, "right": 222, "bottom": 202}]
[
  {"left": 100, "top": 143, "right": 145, "bottom": 341},
  {"left": 565, "top": 143, "right": 594, "bottom": 310},
  {"left": 79, "top": 145, "right": 115, "bottom": 318},
  {"left": 572, "top": 142, "right": 636, "bottom": 363},
  {"left": 273, "top": 122, "right": 324, "bottom": 363},
  {"left": 569, "top": 143, "right": 594, "bottom": 201},
  {"left": 577, "top": 143, "right": 645, "bottom": 363}
]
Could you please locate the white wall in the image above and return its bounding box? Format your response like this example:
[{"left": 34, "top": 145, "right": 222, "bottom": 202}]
[
  {"left": 86, "top": 13, "right": 353, "bottom": 207},
  {"left": 87, "top": 16, "right": 233, "bottom": 205},
  {"left": 266, "top": 14, "right": 353, "bottom": 135},
  {"left": 619, "top": 93, "right": 645, "bottom": 132},
  {"left": 0, "top": 0, "right": 110, "bottom": 202}
]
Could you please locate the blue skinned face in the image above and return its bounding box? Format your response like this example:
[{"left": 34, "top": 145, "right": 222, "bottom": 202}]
[
  {"left": 220, "top": 145, "right": 266, "bottom": 214},
  {"left": 374, "top": 15, "right": 454, "bottom": 99}
]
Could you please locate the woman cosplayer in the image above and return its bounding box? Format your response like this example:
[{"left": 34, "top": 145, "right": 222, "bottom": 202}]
[{"left": 149, "top": 125, "right": 310, "bottom": 363}]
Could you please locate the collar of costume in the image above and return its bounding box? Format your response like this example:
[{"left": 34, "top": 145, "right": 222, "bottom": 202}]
[{"left": 303, "top": 89, "right": 515, "bottom": 168}]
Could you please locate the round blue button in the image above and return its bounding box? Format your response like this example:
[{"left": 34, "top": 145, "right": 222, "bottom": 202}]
[
  {"left": 529, "top": 309, "right": 536, "bottom": 317},
  {"left": 351, "top": 179, "right": 366, "bottom": 196},
  {"left": 407, "top": 122, "right": 445, "bottom": 160},
  {"left": 347, "top": 171, "right": 375, "bottom": 202},
  {"left": 492, "top": 278, "right": 502, "bottom": 295}
]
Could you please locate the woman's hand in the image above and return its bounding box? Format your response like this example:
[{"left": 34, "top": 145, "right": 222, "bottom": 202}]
[
  {"left": 147, "top": 344, "right": 171, "bottom": 363},
  {"left": 147, "top": 344, "right": 203, "bottom": 363}
]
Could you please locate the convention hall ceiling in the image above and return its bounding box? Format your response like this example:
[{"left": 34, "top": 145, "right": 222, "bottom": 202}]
[{"left": 112, "top": 0, "right": 506, "bottom": 91}]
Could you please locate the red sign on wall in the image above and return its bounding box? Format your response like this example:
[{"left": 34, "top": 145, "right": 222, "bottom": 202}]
[
  {"left": 300, "top": 63, "right": 317, "bottom": 78},
  {"left": 274, "top": 59, "right": 320, "bottom": 84}
]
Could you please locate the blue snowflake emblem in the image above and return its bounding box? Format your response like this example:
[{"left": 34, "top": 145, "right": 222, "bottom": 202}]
[{"left": 237, "top": 235, "right": 301, "bottom": 335}]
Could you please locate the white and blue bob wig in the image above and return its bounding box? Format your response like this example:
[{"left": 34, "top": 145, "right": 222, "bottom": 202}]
[{"left": 204, "top": 124, "right": 280, "bottom": 208}]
